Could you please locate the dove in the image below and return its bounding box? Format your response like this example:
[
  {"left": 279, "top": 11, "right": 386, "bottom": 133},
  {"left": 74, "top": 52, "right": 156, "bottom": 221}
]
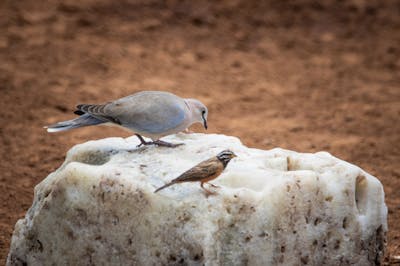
[
  {"left": 154, "top": 150, "right": 237, "bottom": 194},
  {"left": 45, "top": 91, "right": 208, "bottom": 147}
]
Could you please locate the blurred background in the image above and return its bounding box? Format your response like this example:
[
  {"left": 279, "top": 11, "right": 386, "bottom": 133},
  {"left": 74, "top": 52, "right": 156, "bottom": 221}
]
[{"left": 0, "top": 0, "right": 399, "bottom": 263}]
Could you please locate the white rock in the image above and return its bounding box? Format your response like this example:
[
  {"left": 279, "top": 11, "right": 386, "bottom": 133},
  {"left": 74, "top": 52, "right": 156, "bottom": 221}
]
[{"left": 7, "top": 133, "right": 387, "bottom": 265}]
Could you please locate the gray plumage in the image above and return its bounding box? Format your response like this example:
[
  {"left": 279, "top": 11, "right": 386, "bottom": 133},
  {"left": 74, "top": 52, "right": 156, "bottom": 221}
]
[{"left": 45, "top": 91, "right": 208, "bottom": 146}]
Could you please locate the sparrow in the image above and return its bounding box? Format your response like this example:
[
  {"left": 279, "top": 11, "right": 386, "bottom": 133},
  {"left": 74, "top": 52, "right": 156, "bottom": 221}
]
[
  {"left": 154, "top": 150, "right": 237, "bottom": 194},
  {"left": 45, "top": 91, "right": 208, "bottom": 147}
]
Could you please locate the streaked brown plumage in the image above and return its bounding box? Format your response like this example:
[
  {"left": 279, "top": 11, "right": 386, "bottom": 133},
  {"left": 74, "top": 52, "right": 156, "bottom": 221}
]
[{"left": 154, "top": 150, "right": 237, "bottom": 194}]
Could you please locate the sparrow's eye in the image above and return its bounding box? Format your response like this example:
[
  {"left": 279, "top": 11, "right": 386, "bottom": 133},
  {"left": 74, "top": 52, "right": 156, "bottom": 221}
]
[{"left": 202, "top": 110, "right": 206, "bottom": 115}]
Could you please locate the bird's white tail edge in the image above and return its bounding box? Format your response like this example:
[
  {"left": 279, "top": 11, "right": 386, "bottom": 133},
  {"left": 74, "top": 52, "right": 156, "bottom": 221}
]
[
  {"left": 45, "top": 125, "right": 74, "bottom": 133},
  {"left": 44, "top": 114, "right": 104, "bottom": 133}
]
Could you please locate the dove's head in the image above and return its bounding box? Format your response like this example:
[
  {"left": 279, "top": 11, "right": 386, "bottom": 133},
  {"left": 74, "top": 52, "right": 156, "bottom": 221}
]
[
  {"left": 216, "top": 150, "right": 237, "bottom": 167},
  {"left": 185, "top": 98, "right": 208, "bottom": 130}
]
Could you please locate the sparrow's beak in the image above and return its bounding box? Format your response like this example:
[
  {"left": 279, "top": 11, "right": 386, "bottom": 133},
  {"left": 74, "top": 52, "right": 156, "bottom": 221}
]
[{"left": 202, "top": 114, "right": 208, "bottom": 130}]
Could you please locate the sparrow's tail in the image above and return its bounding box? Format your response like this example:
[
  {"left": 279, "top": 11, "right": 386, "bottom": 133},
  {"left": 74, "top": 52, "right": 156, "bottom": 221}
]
[
  {"left": 154, "top": 181, "right": 177, "bottom": 193},
  {"left": 45, "top": 114, "right": 104, "bottom": 133}
]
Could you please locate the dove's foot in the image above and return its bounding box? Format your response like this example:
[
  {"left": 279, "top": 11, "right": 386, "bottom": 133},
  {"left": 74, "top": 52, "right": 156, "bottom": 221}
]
[
  {"left": 152, "top": 140, "right": 184, "bottom": 148},
  {"left": 135, "top": 134, "right": 183, "bottom": 148}
]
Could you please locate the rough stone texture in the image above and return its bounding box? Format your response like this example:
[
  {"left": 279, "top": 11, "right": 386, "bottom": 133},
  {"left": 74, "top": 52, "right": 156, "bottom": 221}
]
[{"left": 7, "top": 134, "right": 387, "bottom": 265}]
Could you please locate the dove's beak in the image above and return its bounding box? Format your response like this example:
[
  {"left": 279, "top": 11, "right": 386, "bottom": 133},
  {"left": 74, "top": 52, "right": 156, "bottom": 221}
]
[{"left": 202, "top": 114, "right": 208, "bottom": 130}]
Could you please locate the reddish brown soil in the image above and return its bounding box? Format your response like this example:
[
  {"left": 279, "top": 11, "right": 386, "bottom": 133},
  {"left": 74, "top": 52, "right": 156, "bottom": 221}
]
[{"left": 1, "top": 0, "right": 399, "bottom": 263}]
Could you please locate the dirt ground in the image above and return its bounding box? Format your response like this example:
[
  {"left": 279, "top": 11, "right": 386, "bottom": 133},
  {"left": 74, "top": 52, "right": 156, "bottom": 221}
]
[{"left": 0, "top": 0, "right": 399, "bottom": 263}]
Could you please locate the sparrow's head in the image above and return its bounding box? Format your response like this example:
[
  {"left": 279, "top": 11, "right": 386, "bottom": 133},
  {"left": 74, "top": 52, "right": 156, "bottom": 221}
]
[
  {"left": 216, "top": 150, "right": 237, "bottom": 167},
  {"left": 185, "top": 98, "right": 208, "bottom": 130}
]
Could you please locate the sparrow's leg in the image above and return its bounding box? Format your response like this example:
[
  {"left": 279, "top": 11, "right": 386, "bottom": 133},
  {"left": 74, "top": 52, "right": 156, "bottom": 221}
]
[
  {"left": 208, "top": 183, "right": 220, "bottom": 188},
  {"left": 201, "top": 182, "right": 216, "bottom": 195}
]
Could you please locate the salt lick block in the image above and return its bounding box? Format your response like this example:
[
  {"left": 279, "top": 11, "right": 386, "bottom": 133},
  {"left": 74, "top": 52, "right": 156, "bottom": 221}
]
[{"left": 7, "top": 134, "right": 387, "bottom": 265}]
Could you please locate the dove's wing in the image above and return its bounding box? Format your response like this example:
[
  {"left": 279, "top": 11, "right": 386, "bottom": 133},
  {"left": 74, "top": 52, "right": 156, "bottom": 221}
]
[{"left": 77, "top": 91, "right": 189, "bottom": 134}]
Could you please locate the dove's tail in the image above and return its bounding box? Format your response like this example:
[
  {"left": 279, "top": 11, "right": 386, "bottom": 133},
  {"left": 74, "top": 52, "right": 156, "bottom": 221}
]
[
  {"left": 45, "top": 114, "right": 104, "bottom": 133},
  {"left": 154, "top": 181, "right": 177, "bottom": 193}
]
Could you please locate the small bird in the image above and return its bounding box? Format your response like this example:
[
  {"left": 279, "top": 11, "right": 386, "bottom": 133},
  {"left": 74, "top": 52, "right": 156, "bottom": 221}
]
[
  {"left": 45, "top": 91, "right": 208, "bottom": 147},
  {"left": 154, "top": 150, "right": 237, "bottom": 194}
]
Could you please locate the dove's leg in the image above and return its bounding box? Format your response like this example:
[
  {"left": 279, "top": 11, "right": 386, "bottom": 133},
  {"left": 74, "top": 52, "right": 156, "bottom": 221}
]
[{"left": 135, "top": 134, "right": 152, "bottom": 147}]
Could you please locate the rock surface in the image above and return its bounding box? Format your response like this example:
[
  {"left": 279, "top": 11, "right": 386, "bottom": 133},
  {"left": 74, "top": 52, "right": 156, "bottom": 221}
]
[{"left": 7, "top": 133, "right": 387, "bottom": 265}]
